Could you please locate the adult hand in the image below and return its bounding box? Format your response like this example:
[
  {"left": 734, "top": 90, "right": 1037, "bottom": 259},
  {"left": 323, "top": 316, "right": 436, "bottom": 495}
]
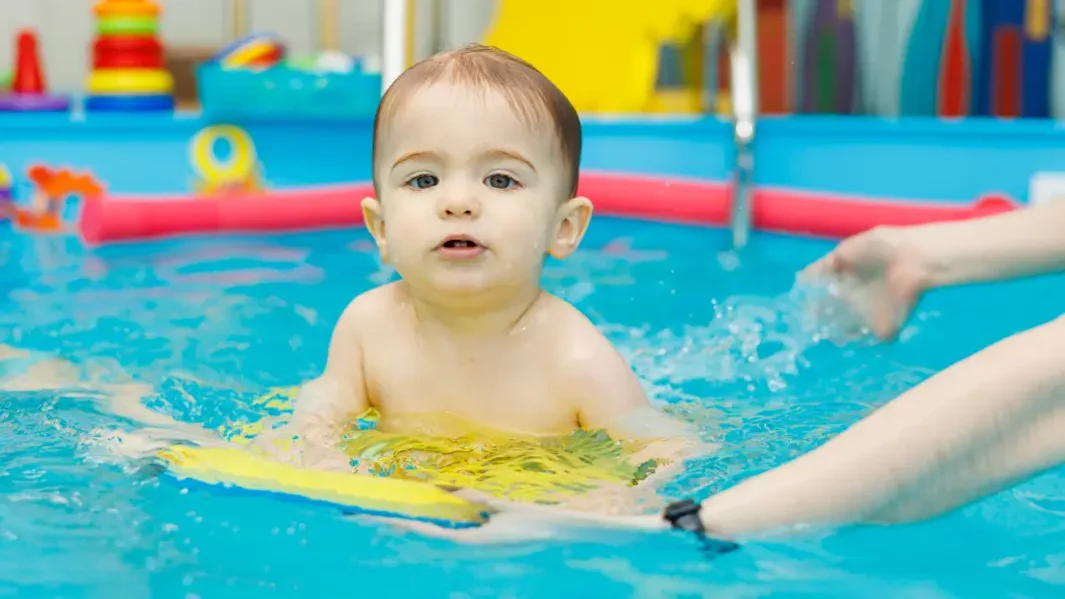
[
  {"left": 376, "top": 488, "right": 666, "bottom": 544},
  {"left": 801, "top": 226, "right": 931, "bottom": 340}
]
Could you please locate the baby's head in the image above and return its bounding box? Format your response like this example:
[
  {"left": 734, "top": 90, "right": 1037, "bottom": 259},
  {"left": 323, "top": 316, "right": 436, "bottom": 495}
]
[{"left": 361, "top": 44, "right": 591, "bottom": 307}]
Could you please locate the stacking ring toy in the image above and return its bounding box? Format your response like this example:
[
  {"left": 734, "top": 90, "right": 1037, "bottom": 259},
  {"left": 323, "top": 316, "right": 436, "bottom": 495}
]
[
  {"left": 158, "top": 445, "right": 489, "bottom": 527},
  {"left": 0, "top": 95, "right": 71, "bottom": 111},
  {"left": 94, "top": 0, "right": 160, "bottom": 18},
  {"left": 85, "top": 94, "right": 174, "bottom": 111},
  {"left": 93, "top": 52, "right": 165, "bottom": 70},
  {"left": 98, "top": 16, "right": 158, "bottom": 36},
  {"left": 92, "top": 37, "right": 163, "bottom": 70},
  {"left": 87, "top": 69, "right": 173, "bottom": 94},
  {"left": 93, "top": 36, "right": 163, "bottom": 57},
  {"left": 0, "top": 94, "right": 70, "bottom": 110}
]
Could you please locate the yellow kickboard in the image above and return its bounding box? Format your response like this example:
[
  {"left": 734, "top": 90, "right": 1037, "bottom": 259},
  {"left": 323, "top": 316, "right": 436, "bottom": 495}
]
[{"left": 158, "top": 445, "right": 489, "bottom": 527}]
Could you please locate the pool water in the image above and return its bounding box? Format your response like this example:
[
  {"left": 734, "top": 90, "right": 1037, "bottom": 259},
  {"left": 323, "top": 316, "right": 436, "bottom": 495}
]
[{"left": 2, "top": 217, "right": 1065, "bottom": 598}]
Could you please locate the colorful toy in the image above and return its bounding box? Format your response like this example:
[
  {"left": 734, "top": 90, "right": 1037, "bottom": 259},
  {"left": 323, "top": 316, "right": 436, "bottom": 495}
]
[
  {"left": 88, "top": 68, "right": 172, "bottom": 94},
  {"left": 92, "top": 36, "right": 166, "bottom": 70},
  {"left": 14, "top": 165, "right": 105, "bottom": 233},
  {"left": 0, "top": 164, "right": 13, "bottom": 220},
  {"left": 85, "top": 0, "right": 174, "bottom": 112},
  {"left": 0, "top": 29, "right": 72, "bottom": 112},
  {"left": 188, "top": 125, "right": 264, "bottom": 195},
  {"left": 213, "top": 33, "right": 287, "bottom": 71},
  {"left": 97, "top": 14, "right": 158, "bottom": 36}
]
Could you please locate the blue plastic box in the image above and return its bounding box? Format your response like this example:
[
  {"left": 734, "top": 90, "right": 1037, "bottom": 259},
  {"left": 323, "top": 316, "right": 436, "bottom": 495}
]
[{"left": 197, "top": 62, "right": 381, "bottom": 121}]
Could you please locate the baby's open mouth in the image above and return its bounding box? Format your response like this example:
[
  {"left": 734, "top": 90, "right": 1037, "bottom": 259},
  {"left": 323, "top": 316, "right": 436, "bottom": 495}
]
[
  {"left": 442, "top": 239, "right": 479, "bottom": 249},
  {"left": 437, "top": 235, "right": 484, "bottom": 251}
]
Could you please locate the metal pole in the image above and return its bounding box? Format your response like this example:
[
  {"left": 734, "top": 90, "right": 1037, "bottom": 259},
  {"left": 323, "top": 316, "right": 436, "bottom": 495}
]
[
  {"left": 382, "top": 0, "right": 409, "bottom": 94},
  {"left": 729, "top": 0, "right": 759, "bottom": 250}
]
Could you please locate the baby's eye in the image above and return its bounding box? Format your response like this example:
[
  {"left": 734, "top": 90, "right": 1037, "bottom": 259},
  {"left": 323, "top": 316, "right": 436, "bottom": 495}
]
[
  {"left": 484, "top": 173, "right": 519, "bottom": 190},
  {"left": 406, "top": 174, "right": 438, "bottom": 189}
]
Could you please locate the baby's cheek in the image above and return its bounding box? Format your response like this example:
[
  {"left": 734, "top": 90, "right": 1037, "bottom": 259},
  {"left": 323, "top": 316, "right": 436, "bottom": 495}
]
[
  {"left": 500, "top": 235, "right": 547, "bottom": 270},
  {"left": 382, "top": 231, "right": 416, "bottom": 263}
]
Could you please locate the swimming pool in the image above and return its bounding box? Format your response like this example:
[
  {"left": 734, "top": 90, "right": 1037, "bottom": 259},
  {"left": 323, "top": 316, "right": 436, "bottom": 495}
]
[{"left": 3, "top": 211, "right": 1065, "bottom": 597}]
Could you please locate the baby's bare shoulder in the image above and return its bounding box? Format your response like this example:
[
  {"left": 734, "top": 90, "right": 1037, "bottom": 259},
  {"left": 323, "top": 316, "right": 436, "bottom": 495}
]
[
  {"left": 335, "top": 283, "right": 408, "bottom": 336},
  {"left": 537, "top": 294, "right": 625, "bottom": 365},
  {"left": 536, "top": 295, "right": 648, "bottom": 414}
]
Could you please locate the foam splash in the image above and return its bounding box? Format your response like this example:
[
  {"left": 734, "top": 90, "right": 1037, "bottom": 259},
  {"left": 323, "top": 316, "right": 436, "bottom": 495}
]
[{"left": 609, "top": 277, "right": 875, "bottom": 393}]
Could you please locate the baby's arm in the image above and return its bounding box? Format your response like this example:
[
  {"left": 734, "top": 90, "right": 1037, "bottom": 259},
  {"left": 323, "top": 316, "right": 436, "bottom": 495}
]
[
  {"left": 561, "top": 327, "right": 710, "bottom": 479},
  {"left": 259, "top": 299, "right": 369, "bottom": 469}
]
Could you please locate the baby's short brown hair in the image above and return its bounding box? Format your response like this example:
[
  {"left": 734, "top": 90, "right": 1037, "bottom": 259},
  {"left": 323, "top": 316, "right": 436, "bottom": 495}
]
[{"left": 372, "top": 44, "right": 582, "bottom": 197}]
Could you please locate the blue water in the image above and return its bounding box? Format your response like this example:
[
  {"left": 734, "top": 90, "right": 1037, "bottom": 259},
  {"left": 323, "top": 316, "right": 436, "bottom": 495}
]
[{"left": 2, "top": 218, "right": 1065, "bottom": 598}]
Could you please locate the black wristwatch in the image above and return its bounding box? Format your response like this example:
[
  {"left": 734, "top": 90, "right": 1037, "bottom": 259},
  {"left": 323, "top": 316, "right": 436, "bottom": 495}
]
[
  {"left": 663, "top": 499, "right": 740, "bottom": 557},
  {"left": 663, "top": 499, "right": 705, "bottom": 533}
]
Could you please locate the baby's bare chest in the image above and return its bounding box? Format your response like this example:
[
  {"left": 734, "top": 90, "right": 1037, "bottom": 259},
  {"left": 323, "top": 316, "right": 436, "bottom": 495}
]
[{"left": 360, "top": 338, "right": 576, "bottom": 433}]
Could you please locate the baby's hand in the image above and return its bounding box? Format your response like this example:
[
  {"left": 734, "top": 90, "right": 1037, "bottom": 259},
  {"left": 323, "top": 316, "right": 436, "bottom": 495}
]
[
  {"left": 801, "top": 226, "right": 931, "bottom": 340},
  {"left": 251, "top": 423, "right": 354, "bottom": 473}
]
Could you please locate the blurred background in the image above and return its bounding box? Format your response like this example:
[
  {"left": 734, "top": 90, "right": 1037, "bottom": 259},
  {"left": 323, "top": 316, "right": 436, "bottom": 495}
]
[
  {"left": 0, "top": 0, "right": 492, "bottom": 109},
  {"left": 3, "top": 0, "right": 1060, "bottom": 119}
]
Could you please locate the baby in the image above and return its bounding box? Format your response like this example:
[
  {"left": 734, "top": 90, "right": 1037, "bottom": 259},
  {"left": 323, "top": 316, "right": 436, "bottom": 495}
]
[{"left": 267, "top": 45, "right": 703, "bottom": 490}]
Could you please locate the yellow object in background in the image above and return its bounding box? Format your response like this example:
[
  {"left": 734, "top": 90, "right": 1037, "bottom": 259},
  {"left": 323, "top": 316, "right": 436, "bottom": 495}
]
[
  {"left": 188, "top": 125, "right": 263, "bottom": 195},
  {"left": 483, "top": 0, "right": 737, "bottom": 113},
  {"left": 87, "top": 69, "right": 173, "bottom": 95}
]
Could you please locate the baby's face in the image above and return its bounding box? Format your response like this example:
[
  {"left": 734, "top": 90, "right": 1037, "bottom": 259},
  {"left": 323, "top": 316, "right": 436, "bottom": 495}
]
[{"left": 365, "top": 81, "right": 588, "bottom": 302}]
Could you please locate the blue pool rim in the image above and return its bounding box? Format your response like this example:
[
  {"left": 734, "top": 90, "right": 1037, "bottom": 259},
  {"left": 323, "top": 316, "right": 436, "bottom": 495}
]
[
  {"left": 158, "top": 469, "right": 488, "bottom": 530},
  {"left": 85, "top": 94, "right": 176, "bottom": 112}
]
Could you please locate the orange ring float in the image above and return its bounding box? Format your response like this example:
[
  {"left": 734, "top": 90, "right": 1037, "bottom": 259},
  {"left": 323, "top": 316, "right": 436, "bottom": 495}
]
[{"left": 94, "top": 0, "right": 160, "bottom": 18}]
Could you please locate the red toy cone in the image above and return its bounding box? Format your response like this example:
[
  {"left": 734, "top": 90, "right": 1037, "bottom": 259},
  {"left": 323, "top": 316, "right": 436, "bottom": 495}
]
[
  {"left": 12, "top": 29, "right": 45, "bottom": 94},
  {"left": 0, "top": 28, "right": 69, "bottom": 111}
]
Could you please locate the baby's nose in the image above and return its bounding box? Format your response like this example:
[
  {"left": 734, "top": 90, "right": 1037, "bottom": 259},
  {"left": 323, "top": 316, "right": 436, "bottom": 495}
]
[
  {"left": 437, "top": 191, "right": 481, "bottom": 218},
  {"left": 445, "top": 204, "right": 473, "bottom": 216}
]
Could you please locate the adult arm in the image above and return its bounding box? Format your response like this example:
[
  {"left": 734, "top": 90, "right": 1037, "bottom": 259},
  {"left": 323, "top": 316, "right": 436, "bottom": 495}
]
[
  {"left": 887, "top": 199, "right": 1065, "bottom": 289},
  {"left": 802, "top": 200, "right": 1065, "bottom": 339},
  {"left": 694, "top": 314, "right": 1065, "bottom": 537}
]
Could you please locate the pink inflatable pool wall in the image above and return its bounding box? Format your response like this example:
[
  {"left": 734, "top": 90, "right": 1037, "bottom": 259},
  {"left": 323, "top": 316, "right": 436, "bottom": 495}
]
[{"left": 2, "top": 114, "right": 1058, "bottom": 245}]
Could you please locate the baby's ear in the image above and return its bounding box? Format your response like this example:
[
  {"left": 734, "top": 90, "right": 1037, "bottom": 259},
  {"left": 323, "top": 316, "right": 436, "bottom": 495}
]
[
  {"left": 361, "top": 197, "right": 389, "bottom": 263},
  {"left": 549, "top": 196, "right": 593, "bottom": 260}
]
